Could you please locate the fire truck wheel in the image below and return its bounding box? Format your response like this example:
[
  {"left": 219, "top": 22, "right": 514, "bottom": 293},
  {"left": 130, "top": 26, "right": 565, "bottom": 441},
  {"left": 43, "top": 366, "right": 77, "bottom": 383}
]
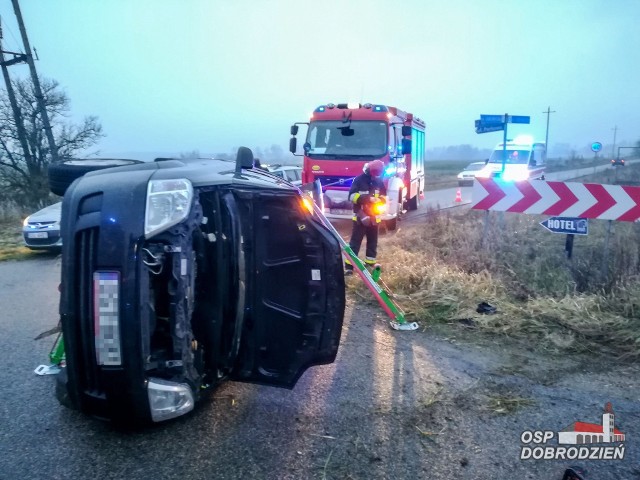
[
  {"left": 48, "top": 158, "right": 144, "bottom": 196},
  {"left": 407, "top": 192, "right": 420, "bottom": 211},
  {"left": 386, "top": 218, "right": 397, "bottom": 231}
]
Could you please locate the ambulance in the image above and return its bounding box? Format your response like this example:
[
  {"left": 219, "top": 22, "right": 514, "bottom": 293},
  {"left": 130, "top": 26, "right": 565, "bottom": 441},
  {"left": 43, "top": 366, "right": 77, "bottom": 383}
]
[{"left": 476, "top": 135, "right": 546, "bottom": 181}]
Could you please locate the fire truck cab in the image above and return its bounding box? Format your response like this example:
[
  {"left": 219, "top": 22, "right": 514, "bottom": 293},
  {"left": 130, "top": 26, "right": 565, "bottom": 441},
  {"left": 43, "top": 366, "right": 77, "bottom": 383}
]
[{"left": 289, "top": 102, "right": 425, "bottom": 230}]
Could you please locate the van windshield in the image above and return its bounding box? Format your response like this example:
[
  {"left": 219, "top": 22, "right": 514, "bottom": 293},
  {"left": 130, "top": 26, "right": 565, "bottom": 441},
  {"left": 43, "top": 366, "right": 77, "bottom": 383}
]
[
  {"left": 305, "top": 120, "right": 388, "bottom": 159},
  {"left": 488, "top": 149, "right": 531, "bottom": 164}
]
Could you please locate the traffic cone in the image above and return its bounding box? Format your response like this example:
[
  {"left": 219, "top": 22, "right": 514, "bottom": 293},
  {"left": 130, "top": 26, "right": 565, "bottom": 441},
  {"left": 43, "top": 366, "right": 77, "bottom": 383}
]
[{"left": 455, "top": 189, "right": 462, "bottom": 203}]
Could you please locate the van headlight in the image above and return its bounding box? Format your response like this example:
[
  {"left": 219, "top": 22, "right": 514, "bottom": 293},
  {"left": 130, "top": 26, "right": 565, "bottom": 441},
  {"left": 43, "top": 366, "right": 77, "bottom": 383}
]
[
  {"left": 503, "top": 170, "right": 529, "bottom": 182},
  {"left": 147, "top": 378, "right": 195, "bottom": 422},
  {"left": 145, "top": 179, "right": 193, "bottom": 238}
]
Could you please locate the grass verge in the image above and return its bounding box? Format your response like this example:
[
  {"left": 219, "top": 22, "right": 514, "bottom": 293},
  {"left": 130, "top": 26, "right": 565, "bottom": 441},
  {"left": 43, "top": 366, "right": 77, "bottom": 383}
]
[
  {"left": 350, "top": 168, "right": 640, "bottom": 359},
  {"left": 0, "top": 219, "right": 39, "bottom": 261}
]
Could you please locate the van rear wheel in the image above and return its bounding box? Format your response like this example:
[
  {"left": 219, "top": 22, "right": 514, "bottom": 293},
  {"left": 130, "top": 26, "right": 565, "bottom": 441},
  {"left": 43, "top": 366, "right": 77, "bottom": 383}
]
[{"left": 48, "top": 158, "right": 144, "bottom": 196}]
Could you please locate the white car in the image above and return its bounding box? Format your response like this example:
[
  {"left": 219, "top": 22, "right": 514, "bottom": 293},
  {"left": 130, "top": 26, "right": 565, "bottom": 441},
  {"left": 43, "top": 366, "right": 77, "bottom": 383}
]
[
  {"left": 457, "top": 161, "right": 486, "bottom": 186},
  {"left": 22, "top": 202, "right": 62, "bottom": 250},
  {"left": 267, "top": 165, "right": 303, "bottom": 186}
]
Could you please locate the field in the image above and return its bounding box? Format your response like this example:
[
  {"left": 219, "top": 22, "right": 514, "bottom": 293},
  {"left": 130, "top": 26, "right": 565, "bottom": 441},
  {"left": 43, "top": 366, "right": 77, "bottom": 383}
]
[
  {"left": 424, "top": 159, "right": 470, "bottom": 190},
  {"left": 422, "top": 157, "right": 622, "bottom": 191}
]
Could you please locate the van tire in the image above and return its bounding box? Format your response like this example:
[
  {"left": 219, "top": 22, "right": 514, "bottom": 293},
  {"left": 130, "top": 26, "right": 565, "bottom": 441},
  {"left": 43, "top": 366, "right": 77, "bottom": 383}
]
[{"left": 49, "top": 159, "right": 144, "bottom": 196}]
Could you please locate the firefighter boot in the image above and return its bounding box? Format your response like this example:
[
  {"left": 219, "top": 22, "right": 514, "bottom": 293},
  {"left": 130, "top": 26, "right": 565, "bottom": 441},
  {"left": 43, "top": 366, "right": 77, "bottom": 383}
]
[{"left": 344, "top": 260, "right": 354, "bottom": 276}]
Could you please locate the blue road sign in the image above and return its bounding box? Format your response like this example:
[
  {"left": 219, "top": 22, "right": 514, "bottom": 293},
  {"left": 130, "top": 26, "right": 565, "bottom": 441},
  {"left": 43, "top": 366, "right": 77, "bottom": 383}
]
[
  {"left": 475, "top": 124, "right": 504, "bottom": 134},
  {"left": 540, "top": 217, "right": 589, "bottom": 235},
  {"left": 480, "top": 114, "right": 504, "bottom": 124},
  {"left": 475, "top": 118, "right": 505, "bottom": 134},
  {"left": 509, "top": 115, "right": 530, "bottom": 124},
  {"left": 591, "top": 142, "right": 603, "bottom": 153}
]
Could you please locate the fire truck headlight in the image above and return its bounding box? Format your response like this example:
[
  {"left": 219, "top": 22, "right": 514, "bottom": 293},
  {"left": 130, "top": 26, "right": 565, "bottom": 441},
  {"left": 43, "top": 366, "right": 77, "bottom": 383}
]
[
  {"left": 145, "top": 179, "right": 193, "bottom": 238},
  {"left": 384, "top": 164, "right": 397, "bottom": 177}
]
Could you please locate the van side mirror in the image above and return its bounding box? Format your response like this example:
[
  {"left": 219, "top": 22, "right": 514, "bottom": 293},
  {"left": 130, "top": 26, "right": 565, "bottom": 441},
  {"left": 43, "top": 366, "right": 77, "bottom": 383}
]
[
  {"left": 289, "top": 137, "right": 297, "bottom": 154},
  {"left": 401, "top": 138, "right": 412, "bottom": 155},
  {"left": 401, "top": 125, "right": 412, "bottom": 137},
  {"left": 290, "top": 125, "right": 299, "bottom": 136}
]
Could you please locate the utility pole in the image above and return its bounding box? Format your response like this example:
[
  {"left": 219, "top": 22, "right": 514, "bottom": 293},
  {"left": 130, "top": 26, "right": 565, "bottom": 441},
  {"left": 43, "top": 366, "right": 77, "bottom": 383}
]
[
  {"left": 10, "top": 0, "right": 59, "bottom": 163},
  {"left": 611, "top": 125, "right": 618, "bottom": 159},
  {"left": 542, "top": 106, "right": 555, "bottom": 155},
  {"left": 0, "top": 16, "right": 32, "bottom": 165}
]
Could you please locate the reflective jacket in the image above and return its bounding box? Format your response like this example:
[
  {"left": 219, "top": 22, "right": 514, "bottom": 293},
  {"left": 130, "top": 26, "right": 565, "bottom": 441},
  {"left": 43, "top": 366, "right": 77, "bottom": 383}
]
[{"left": 348, "top": 173, "right": 387, "bottom": 216}]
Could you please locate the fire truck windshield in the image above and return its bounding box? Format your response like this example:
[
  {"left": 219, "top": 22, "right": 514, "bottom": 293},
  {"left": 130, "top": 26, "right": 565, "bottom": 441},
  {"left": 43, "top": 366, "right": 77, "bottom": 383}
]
[{"left": 305, "top": 120, "right": 387, "bottom": 159}]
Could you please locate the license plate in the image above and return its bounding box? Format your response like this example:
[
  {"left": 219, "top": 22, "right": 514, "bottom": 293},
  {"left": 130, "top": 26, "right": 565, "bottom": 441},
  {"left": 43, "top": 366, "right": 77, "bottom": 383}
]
[
  {"left": 330, "top": 209, "right": 352, "bottom": 216},
  {"left": 27, "top": 232, "right": 48, "bottom": 239},
  {"left": 94, "top": 271, "right": 121, "bottom": 366}
]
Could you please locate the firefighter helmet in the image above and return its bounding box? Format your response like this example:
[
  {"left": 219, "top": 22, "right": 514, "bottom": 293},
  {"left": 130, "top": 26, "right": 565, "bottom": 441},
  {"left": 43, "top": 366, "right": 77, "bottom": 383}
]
[{"left": 365, "top": 160, "right": 384, "bottom": 177}]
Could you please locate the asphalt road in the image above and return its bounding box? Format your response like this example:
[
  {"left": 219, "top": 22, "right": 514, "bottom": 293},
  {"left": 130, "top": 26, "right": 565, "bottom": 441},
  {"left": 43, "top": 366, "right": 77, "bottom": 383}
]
[{"left": 1, "top": 255, "right": 639, "bottom": 479}]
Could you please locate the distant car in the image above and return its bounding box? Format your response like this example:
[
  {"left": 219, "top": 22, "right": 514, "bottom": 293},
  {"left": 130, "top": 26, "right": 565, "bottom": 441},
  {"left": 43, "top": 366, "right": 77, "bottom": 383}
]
[
  {"left": 22, "top": 202, "right": 62, "bottom": 250},
  {"left": 457, "top": 162, "right": 486, "bottom": 186},
  {"left": 267, "top": 165, "right": 303, "bottom": 186},
  {"left": 611, "top": 158, "right": 625, "bottom": 167}
]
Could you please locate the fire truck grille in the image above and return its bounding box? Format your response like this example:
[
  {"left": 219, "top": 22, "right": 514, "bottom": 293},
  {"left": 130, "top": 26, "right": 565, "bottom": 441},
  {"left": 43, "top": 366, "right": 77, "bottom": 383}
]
[{"left": 316, "top": 176, "right": 354, "bottom": 188}]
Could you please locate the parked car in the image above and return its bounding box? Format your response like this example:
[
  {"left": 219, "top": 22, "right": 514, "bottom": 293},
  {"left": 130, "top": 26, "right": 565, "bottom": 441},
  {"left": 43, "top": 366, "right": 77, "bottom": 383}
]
[
  {"left": 54, "top": 148, "right": 345, "bottom": 425},
  {"left": 457, "top": 161, "right": 486, "bottom": 186},
  {"left": 267, "top": 165, "right": 303, "bottom": 186},
  {"left": 22, "top": 202, "right": 63, "bottom": 250},
  {"left": 611, "top": 158, "right": 625, "bottom": 167}
]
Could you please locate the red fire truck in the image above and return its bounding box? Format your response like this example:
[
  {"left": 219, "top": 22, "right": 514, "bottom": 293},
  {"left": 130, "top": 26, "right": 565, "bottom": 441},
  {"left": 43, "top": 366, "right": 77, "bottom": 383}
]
[{"left": 289, "top": 102, "right": 425, "bottom": 230}]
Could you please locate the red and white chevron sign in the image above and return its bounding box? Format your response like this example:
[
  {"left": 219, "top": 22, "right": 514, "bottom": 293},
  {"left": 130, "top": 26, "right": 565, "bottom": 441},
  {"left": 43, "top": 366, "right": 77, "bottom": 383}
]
[{"left": 472, "top": 178, "right": 640, "bottom": 222}]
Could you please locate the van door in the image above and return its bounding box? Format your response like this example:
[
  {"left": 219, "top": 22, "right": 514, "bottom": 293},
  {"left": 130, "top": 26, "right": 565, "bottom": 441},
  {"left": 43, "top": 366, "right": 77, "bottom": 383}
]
[{"left": 230, "top": 191, "right": 345, "bottom": 388}]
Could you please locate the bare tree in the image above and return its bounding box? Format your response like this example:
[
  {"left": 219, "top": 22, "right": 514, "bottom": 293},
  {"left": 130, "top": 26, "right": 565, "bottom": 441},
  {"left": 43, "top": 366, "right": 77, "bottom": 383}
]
[{"left": 0, "top": 76, "right": 103, "bottom": 208}]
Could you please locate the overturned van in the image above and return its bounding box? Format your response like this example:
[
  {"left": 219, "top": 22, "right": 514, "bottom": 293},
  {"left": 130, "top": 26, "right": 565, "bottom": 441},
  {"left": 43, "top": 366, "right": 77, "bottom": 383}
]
[
  {"left": 54, "top": 148, "right": 345, "bottom": 425},
  {"left": 476, "top": 135, "right": 546, "bottom": 182}
]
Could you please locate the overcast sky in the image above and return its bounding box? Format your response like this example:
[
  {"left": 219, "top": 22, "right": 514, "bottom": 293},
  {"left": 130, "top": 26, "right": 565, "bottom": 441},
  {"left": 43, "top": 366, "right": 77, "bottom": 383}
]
[{"left": 0, "top": 0, "right": 638, "bottom": 159}]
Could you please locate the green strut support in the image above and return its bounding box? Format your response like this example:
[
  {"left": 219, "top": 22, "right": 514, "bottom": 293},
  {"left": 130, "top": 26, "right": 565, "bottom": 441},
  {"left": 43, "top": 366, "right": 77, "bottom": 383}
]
[
  {"left": 34, "top": 329, "right": 65, "bottom": 375},
  {"left": 341, "top": 243, "right": 418, "bottom": 331},
  {"left": 309, "top": 182, "right": 418, "bottom": 331},
  {"left": 49, "top": 331, "right": 65, "bottom": 365}
]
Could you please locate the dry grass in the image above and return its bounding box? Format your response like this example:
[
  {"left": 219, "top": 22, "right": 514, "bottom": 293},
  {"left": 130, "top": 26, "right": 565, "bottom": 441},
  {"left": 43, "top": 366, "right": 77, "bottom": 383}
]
[
  {"left": 356, "top": 186, "right": 640, "bottom": 358},
  {"left": 485, "top": 394, "right": 536, "bottom": 414},
  {"left": 0, "top": 218, "right": 34, "bottom": 261},
  {"left": 0, "top": 201, "right": 42, "bottom": 261}
]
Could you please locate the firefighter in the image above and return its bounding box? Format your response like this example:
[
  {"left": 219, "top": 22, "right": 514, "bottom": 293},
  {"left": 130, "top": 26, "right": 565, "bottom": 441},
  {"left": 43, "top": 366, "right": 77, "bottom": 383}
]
[{"left": 345, "top": 160, "right": 387, "bottom": 275}]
